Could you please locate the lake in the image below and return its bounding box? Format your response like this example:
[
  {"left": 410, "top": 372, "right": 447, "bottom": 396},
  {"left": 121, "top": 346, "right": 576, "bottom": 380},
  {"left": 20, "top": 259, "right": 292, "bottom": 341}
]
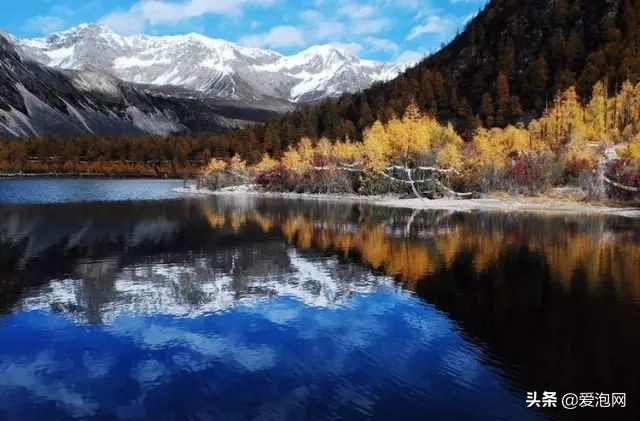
[
  {"left": 0, "top": 178, "right": 183, "bottom": 203},
  {"left": 0, "top": 180, "right": 639, "bottom": 420}
]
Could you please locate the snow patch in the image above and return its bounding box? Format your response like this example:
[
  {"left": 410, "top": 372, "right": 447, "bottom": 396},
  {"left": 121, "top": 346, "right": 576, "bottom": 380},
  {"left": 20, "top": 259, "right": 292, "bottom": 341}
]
[
  {"left": 71, "top": 72, "right": 121, "bottom": 96},
  {"left": 63, "top": 100, "right": 93, "bottom": 133},
  {"left": 114, "top": 56, "right": 171, "bottom": 69},
  {"left": 44, "top": 45, "right": 75, "bottom": 67},
  {"left": 125, "top": 106, "right": 183, "bottom": 136}
]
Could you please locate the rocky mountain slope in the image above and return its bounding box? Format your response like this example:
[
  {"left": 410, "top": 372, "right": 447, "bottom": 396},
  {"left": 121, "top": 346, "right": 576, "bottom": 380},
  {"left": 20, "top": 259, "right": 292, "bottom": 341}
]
[
  {"left": 14, "top": 24, "right": 403, "bottom": 107},
  {"left": 0, "top": 33, "right": 278, "bottom": 139}
]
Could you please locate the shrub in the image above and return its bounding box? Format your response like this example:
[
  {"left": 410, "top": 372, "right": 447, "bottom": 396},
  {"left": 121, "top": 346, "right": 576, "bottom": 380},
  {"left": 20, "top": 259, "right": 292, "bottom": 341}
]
[
  {"left": 203, "top": 171, "right": 241, "bottom": 190},
  {"left": 358, "top": 174, "right": 411, "bottom": 196},
  {"left": 253, "top": 164, "right": 298, "bottom": 192},
  {"left": 574, "top": 170, "right": 605, "bottom": 201},
  {"left": 311, "top": 153, "right": 330, "bottom": 168},
  {"left": 564, "top": 159, "right": 595, "bottom": 183},
  {"left": 295, "top": 170, "right": 355, "bottom": 194},
  {"left": 604, "top": 159, "right": 640, "bottom": 201},
  {"left": 472, "top": 164, "right": 507, "bottom": 193},
  {"left": 504, "top": 152, "right": 561, "bottom": 194}
]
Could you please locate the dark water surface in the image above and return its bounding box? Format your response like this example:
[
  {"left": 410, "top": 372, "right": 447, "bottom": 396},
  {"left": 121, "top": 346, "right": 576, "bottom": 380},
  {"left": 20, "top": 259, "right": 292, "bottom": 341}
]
[{"left": 0, "top": 180, "right": 639, "bottom": 420}]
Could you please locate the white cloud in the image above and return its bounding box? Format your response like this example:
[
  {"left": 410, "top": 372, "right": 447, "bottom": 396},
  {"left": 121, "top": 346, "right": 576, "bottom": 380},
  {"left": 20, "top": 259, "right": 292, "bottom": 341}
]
[
  {"left": 394, "top": 50, "right": 424, "bottom": 65},
  {"left": 329, "top": 41, "right": 363, "bottom": 55},
  {"left": 24, "top": 15, "right": 65, "bottom": 35},
  {"left": 463, "top": 11, "right": 479, "bottom": 24},
  {"left": 239, "top": 25, "right": 305, "bottom": 48},
  {"left": 99, "top": 0, "right": 278, "bottom": 33},
  {"left": 299, "top": 6, "right": 389, "bottom": 43},
  {"left": 299, "top": 9, "right": 322, "bottom": 22},
  {"left": 99, "top": 11, "right": 146, "bottom": 35},
  {"left": 365, "top": 37, "right": 399, "bottom": 54},
  {"left": 316, "top": 21, "right": 346, "bottom": 40},
  {"left": 298, "top": 10, "right": 343, "bottom": 41},
  {"left": 406, "top": 15, "right": 453, "bottom": 40},
  {"left": 337, "top": 4, "right": 377, "bottom": 19},
  {"left": 351, "top": 17, "right": 390, "bottom": 35}
]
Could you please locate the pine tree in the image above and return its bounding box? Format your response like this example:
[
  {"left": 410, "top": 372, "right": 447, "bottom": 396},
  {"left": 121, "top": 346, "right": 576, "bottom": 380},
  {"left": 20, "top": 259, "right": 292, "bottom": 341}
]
[
  {"left": 479, "top": 93, "right": 495, "bottom": 126},
  {"left": 496, "top": 71, "right": 510, "bottom": 126}
]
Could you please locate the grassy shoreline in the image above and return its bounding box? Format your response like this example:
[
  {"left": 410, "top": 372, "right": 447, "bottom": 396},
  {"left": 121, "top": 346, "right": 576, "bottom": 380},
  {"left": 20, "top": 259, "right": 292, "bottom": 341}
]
[{"left": 173, "top": 186, "right": 640, "bottom": 218}]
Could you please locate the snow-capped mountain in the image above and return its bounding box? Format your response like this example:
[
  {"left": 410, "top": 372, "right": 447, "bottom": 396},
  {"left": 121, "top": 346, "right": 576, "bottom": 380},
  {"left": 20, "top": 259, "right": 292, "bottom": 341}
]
[
  {"left": 0, "top": 33, "right": 272, "bottom": 139},
  {"left": 13, "top": 23, "right": 404, "bottom": 105}
]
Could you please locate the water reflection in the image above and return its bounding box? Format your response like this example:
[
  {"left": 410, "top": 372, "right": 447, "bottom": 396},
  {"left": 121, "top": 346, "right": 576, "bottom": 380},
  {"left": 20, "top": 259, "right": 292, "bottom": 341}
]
[{"left": 0, "top": 197, "right": 639, "bottom": 419}]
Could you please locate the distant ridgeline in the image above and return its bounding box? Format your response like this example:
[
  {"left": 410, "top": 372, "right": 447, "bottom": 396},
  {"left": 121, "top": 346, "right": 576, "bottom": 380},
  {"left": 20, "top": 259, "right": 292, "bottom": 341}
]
[{"left": 2, "top": 0, "right": 640, "bottom": 173}]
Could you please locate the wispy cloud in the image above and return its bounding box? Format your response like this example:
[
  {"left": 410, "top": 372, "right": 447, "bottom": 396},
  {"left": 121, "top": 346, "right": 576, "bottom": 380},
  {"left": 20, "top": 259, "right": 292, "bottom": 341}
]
[
  {"left": 24, "top": 15, "right": 65, "bottom": 35},
  {"left": 394, "top": 49, "right": 424, "bottom": 64},
  {"left": 406, "top": 15, "right": 454, "bottom": 41},
  {"left": 239, "top": 25, "right": 305, "bottom": 48},
  {"left": 99, "top": 0, "right": 278, "bottom": 34}
]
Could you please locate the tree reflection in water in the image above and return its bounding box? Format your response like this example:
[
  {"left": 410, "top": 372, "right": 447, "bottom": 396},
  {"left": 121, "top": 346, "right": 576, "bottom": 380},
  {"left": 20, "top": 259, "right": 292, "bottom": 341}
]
[{"left": 1, "top": 196, "right": 639, "bottom": 419}]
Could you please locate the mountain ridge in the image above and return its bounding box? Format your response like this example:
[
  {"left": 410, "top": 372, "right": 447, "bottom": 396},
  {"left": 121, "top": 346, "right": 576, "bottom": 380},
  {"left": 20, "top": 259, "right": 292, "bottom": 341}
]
[
  {"left": 0, "top": 32, "right": 278, "bottom": 139},
  {"left": 13, "top": 23, "right": 405, "bottom": 107}
]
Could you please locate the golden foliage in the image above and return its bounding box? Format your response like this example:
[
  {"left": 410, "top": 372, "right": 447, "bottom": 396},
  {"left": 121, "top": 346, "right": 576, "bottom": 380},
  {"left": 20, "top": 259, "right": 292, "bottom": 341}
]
[
  {"left": 362, "top": 120, "right": 390, "bottom": 172},
  {"left": 585, "top": 81, "right": 607, "bottom": 142},
  {"left": 315, "top": 137, "right": 333, "bottom": 161},
  {"left": 334, "top": 139, "right": 362, "bottom": 164},
  {"left": 436, "top": 142, "right": 463, "bottom": 170},
  {"left": 625, "top": 134, "right": 640, "bottom": 161},
  {"left": 254, "top": 153, "right": 278, "bottom": 172},
  {"left": 229, "top": 154, "right": 247, "bottom": 173},
  {"left": 282, "top": 137, "right": 314, "bottom": 173},
  {"left": 470, "top": 127, "right": 503, "bottom": 168},
  {"left": 197, "top": 81, "right": 640, "bottom": 187},
  {"left": 204, "top": 157, "right": 227, "bottom": 175}
]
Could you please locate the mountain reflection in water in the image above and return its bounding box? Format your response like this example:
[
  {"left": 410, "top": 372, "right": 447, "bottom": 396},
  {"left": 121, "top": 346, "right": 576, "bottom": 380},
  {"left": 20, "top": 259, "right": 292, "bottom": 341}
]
[{"left": 0, "top": 196, "right": 639, "bottom": 420}]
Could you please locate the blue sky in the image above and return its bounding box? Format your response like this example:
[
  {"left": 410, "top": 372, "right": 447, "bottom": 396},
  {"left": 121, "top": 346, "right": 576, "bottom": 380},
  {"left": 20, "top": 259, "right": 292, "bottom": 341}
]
[{"left": 2, "top": 0, "right": 488, "bottom": 63}]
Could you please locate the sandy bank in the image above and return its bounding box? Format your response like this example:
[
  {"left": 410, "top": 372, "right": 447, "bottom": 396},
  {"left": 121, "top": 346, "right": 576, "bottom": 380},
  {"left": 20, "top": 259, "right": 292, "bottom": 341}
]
[{"left": 172, "top": 187, "right": 640, "bottom": 218}]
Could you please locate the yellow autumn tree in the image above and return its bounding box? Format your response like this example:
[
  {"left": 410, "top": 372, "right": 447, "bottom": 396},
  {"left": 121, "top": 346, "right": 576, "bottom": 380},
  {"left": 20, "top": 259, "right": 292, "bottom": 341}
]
[
  {"left": 585, "top": 81, "right": 607, "bottom": 142},
  {"left": 539, "top": 86, "right": 585, "bottom": 150},
  {"left": 397, "top": 101, "right": 435, "bottom": 160},
  {"left": 282, "top": 137, "right": 314, "bottom": 173},
  {"left": 431, "top": 123, "right": 463, "bottom": 169},
  {"left": 499, "top": 125, "right": 533, "bottom": 153},
  {"left": 615, "top": 81, "right": 640, "bottom": 142},
  {"left": 229, "top": 154, "right": 247, "bottom": 173},
  {"left": 254, "top": 153, "right": 278, "bottom": 172},
  {"left": 315, "top": 137, "right": 333, "bottom": 160},
  {"left": 362, "top": 120, "right": 390, "bottom": 172},
  {"left": 204, "top": 157, "right": 227, "bottom": 175},
  {"left": 470, "top": 127, "right": 507, "bottom": 168},
  {"left": 334, "top": 138, "right": 362, "bottom": 166},
  {"left": 436, "top": 142, "right": 463, "bottom": 170},
  {"left": 625, "top": 133, "right": 640, "bottom": 161}
]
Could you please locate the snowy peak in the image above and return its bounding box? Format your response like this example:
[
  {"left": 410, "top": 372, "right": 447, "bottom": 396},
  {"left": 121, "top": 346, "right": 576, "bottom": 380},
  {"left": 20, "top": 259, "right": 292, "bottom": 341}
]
[
  {"left": 13, "top": 24, "right": 403, "bottom": 104},
  {"left": 259, "top": 44, "right": 401, "bottom": 102},
  {"left": 0, "top": 32, "right": 260, "bottom": 140}
]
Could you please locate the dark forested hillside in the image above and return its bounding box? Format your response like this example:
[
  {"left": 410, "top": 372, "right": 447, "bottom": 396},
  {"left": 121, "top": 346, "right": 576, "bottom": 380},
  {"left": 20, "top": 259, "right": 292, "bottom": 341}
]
[
  {"left": 223, "top": 0, "right": 640, "bottom": 161},
  {"left": 3, "top": 0, "right": 640, "bottom": 168}
]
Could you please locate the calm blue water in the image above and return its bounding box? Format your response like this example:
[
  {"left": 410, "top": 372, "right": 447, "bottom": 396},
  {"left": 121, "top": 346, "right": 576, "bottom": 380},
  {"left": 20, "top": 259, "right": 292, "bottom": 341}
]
[
  {"left": 0, "top": 178, "right": 182, "bottom": 203},
  {"left": 1, "top": 180, "right": 639, "bottom": 420}
]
